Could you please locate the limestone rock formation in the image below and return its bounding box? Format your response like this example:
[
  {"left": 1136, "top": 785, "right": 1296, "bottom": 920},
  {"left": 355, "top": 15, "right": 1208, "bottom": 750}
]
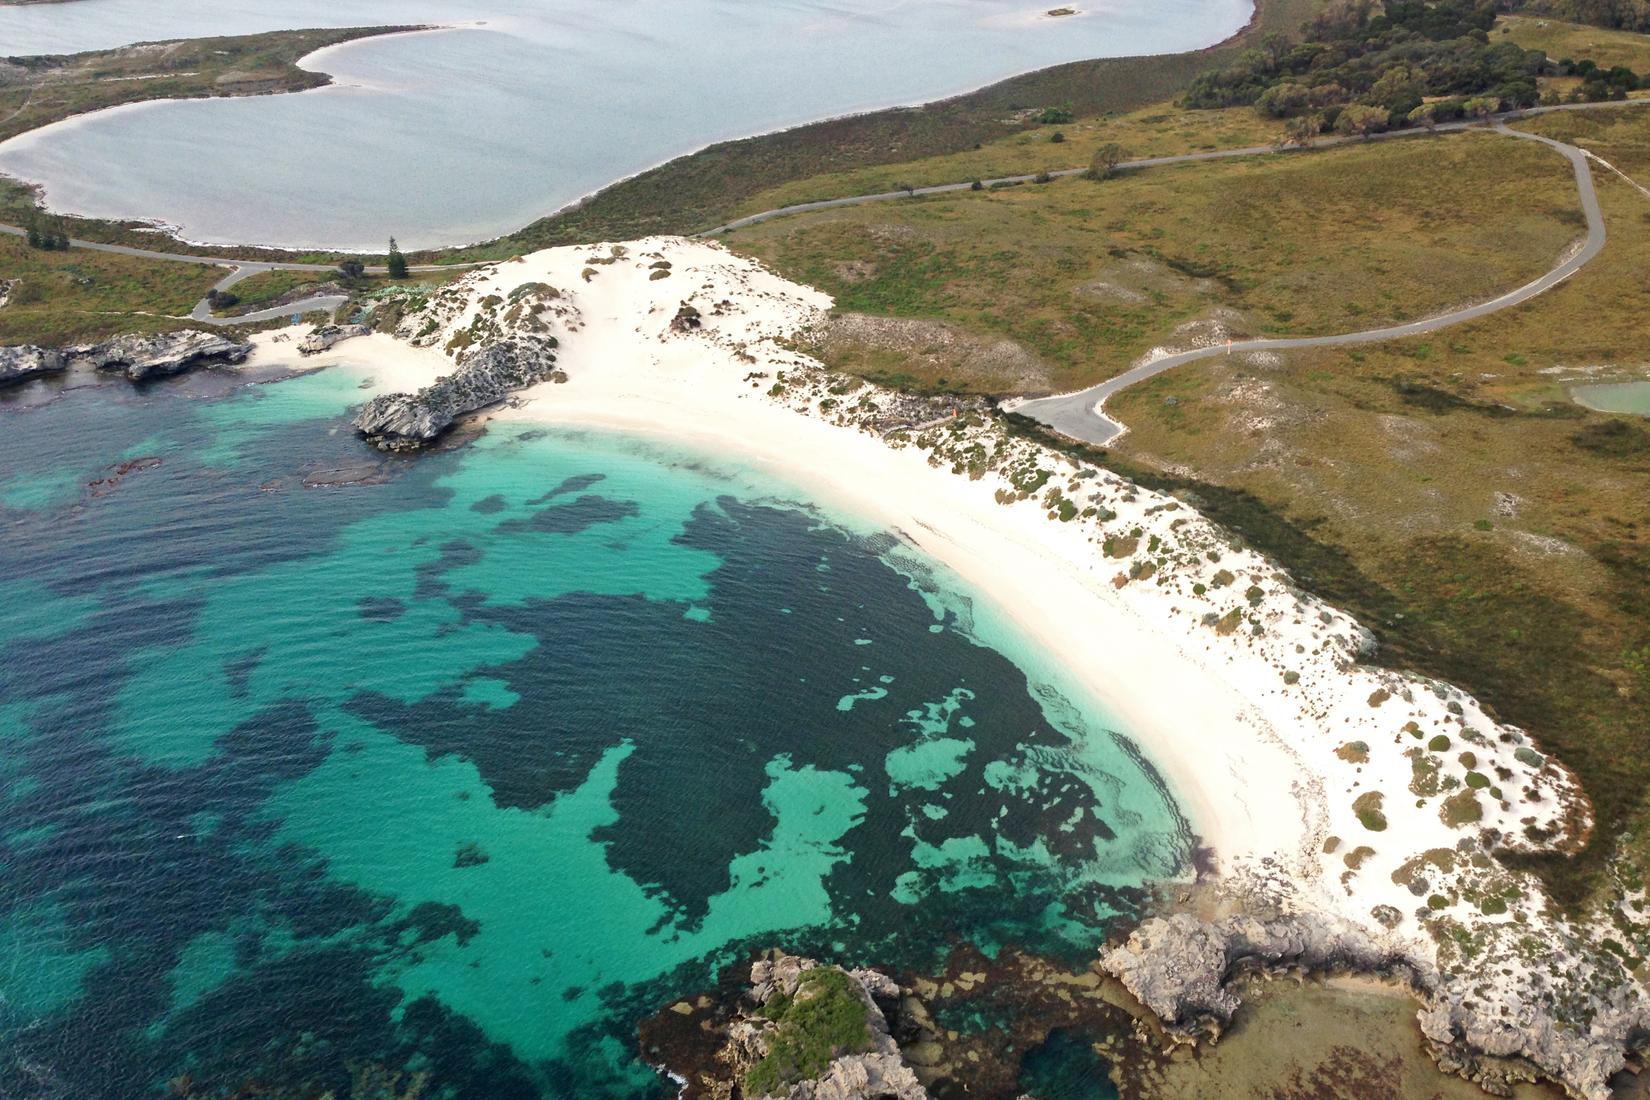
[
  {"left": 0, "top": 344, "right": 67, "bottom": 387},
  {"left": 353, "top": 335, "right": 561, "bottom": 451},
  {"left": 299, "top": 323, "right": 371, "bottom": 356},
  {"left": 645, "top": 951, "right": 928, "bottom": 1100},
  {"left": 71, "top": 330, "right": 251, "bottom": 382},
  {"left": 1101, "top": 911, "right": 1414, "bottom": 1039}
]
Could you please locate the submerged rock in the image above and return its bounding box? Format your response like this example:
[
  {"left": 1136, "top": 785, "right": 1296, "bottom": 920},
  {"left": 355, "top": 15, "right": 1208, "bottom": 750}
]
[
  {"left": 0, "top": 344, "right": 67, "bottom": 387},
  {"left": 70, "top": 330, "right": 251, "bottom": 382},
  {"left": 299, "top": 323, "right": 372, "bottom": 356},
  {"left": 353, "top": 334, "right": 560, "bottom": 452}
]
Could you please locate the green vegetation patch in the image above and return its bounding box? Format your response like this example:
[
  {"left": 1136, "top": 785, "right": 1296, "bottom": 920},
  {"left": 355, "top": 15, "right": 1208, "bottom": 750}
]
[
  {"left": 0, "top": 236, "right": 223, "bottom": 345},
  {"left": 1353, "top": 791, "right": 1388, "bottom": 832},
  {"left": 744, "top": 968, "right": 875, "bottom": 1097}
]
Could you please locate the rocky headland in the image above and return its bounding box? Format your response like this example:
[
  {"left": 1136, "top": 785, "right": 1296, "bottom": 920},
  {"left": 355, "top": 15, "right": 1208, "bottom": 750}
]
[
  {"left": 0, "top": 343, "right": 66, "bottom": 387},
  {"left": 348, "top": 278, "right": 576, "bottom": 450},
  {"left": 641, "top": 952, "right": 927, "bottom": 1100}
]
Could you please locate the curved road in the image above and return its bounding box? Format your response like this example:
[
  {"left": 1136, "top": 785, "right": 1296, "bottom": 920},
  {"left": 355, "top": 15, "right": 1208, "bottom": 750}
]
[
  {"left": 702, "top": 101, "right": 1646, "bottom": 237},
  {"left": 0, "top": 100, "right": 1640, "bottom": 350},
  {"left": 1011, "top": 121, "right": 1614, "bottom": 445}
]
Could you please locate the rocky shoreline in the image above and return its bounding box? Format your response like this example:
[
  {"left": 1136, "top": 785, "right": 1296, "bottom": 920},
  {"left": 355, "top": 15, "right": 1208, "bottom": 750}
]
[
  {"left": 641, "top": 952, "right": 927, "bottom": 1100},
  {"left": 0, "top": 330, "right": 250, "bottom": 388}
]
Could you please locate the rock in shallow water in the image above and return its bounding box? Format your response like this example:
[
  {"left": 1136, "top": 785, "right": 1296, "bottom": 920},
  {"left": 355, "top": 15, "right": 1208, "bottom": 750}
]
[
  {"left": 70, "top": 330, "right": 251, "bottom": 382},
  {"left": 353, "top": 334, "right": 561, "bottom": 451},
  {"left": 299, "top": 323, "right": 372, "bottom": 356}
]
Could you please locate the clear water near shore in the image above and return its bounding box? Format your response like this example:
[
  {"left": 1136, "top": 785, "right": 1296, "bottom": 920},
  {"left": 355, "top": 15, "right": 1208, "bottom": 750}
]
[
  {"left": 0, "top": 0, "right": 1252, "bottom": 250},
  {"left": 0, "top": 364, "right": 1188, "bottom": 1098}
]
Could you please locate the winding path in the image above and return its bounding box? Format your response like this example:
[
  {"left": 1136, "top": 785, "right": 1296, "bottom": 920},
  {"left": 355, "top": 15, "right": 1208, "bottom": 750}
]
[
  {"left": 699, "top": 101, "right": 1646, "bottom": 445},
  {"left": 1011, "top": 121, "right": 1615, "bottom": 444}
]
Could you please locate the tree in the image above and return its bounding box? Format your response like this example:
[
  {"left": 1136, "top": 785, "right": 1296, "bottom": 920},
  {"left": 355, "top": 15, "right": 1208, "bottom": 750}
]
[
  {"left": 1254, "top": 82, "right": 1311, "bottom": 118},
  {"left": 1283, "top": 114, "right": 1321, "bottom": 148},
  {"left": 1333, "top": 103, "right": 1389, "bottom": 139},
  {"left": 1407, "top": 102, "right": 1438, "bottom": 130},
  {"left": 1087, "top": 142, "right": 1126, "bottom": 180},
  {"left": 25, "top": 222, "right": 41, "bottom": 249},
  {"left": 337, "top": 259, "right": 366, "bottom": 280},
  {"left": 1462, "top": 95, "right": 1499, "bottom": 122},
  {"left": 1038, "top": 107, "right": 1073, "bottom": 125},
  {"left": 386, "top": 238, "right": 408, "bottom": 280}
]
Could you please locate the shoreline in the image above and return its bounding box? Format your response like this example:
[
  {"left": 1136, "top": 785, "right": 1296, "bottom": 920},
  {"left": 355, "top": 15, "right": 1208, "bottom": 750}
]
[
  {"left": 245, "top": 234, "right": 1638, "bottom": 1095},
  {"left": 0, "top": 1, "right": 1267, "bottom": 257},
  {"left": 261, "top": 282, "right": 1298, "bottom": 864},
  {"left": 252, "top": 236, "right": 1576, "bottom": 901}
]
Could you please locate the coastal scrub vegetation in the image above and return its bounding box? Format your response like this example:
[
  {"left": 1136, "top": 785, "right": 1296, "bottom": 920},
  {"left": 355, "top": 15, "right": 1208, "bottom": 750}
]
[
  {"left": 743, "top": 968, "right": 874, "bottom": 1097},
  {"left": 1103, "top": 106, "right": 1650, "bottom": 910},
  {"left": 1182, "top": 0, "right": 1645, "bottom": 138},
  {"left": 0, "top": 234, "right": 222, "bottom": 345},
  {"left": 733, "top": 130, "right": 1577, "bottom": 394}
]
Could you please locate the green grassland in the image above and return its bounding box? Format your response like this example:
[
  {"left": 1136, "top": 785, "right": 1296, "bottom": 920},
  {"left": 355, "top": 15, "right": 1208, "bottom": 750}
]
[
  {"left": 730, "top": 129, "right": 1581, "bottom": 395},
  {"left": 1499, "top": 13, "right": 1650, "bottom": 71},
  {"left": 209, "top": 269, "right": 335, "bottom": 315},
  {"left": 0, "top": 234, "right": 222, "bottom": 344},
  {"left": 727, "top": 103, "right": 1290, "bottom": 220}
]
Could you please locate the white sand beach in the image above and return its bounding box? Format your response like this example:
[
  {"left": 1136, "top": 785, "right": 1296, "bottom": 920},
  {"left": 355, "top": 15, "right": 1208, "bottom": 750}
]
[{"left": 246, "top": 237, "right": 1620, "bottom": 1091}]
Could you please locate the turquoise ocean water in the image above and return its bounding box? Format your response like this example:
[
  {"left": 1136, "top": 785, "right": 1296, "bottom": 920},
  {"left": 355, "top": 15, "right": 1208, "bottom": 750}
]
[{"left": 0, "top": 364, "right": 1185, "bottom": 1097}]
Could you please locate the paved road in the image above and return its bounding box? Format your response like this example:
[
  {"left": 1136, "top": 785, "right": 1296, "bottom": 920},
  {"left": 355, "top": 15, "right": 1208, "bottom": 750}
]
[
  {"left": 702, "top": 100, "right": 1648, "bottom": 237},
  {"left": 1010, "top": 120, "right": 1617, "bottom": 445},
  {"left": 0, "top": 99, "right": 1640, "bottom": 341}
]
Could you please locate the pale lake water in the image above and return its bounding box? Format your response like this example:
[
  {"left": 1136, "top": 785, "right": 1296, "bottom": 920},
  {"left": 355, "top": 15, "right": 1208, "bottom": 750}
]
[
  {"left": 0, "top": 0, "right": 1252, "bottom": 250},
  {"left": 1571, "top": 380, "right": 1650, "bottom": 415},
  {"left": 0, "top": 365, "right": 1187, "bottom": 1097}
]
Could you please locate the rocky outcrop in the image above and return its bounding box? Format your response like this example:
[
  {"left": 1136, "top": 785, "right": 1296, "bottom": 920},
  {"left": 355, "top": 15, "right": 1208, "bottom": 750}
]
[
  {"left": 0, "top": 344, "right": 67, "bottom": 387},
  {"left": 1418, "top": 970, "right": 1650, "bottom": 1100},
  {"left": 1102, "top": 904, "right": 1650, "bottom": 1100},
  {"left": 644, "top": 951, "right": 927, "bottom": 1100},
  {"left": 1101, "top": 911, "right": 1420, "bottom": 1040},
  {"left": 299, "top": 323, "right": 371, "bottom": 356},
  {"left": 71, "top": 330, "right": 251, "bottom": 382},
  {"left": 353, "top": 334, "right": 561, "bottom": 451}
]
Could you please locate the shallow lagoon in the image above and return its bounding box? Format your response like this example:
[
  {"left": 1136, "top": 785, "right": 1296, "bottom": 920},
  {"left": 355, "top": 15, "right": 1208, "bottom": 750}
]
[
  {"left": 0, "top": 365, "right": 1188, "bottom": 1097},
  {"left": 0, "top": 0, "right": 1251, "bottom": 249},
  {"left": 1570, "top": 380, "right": 1650, "bottom": 416}
]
